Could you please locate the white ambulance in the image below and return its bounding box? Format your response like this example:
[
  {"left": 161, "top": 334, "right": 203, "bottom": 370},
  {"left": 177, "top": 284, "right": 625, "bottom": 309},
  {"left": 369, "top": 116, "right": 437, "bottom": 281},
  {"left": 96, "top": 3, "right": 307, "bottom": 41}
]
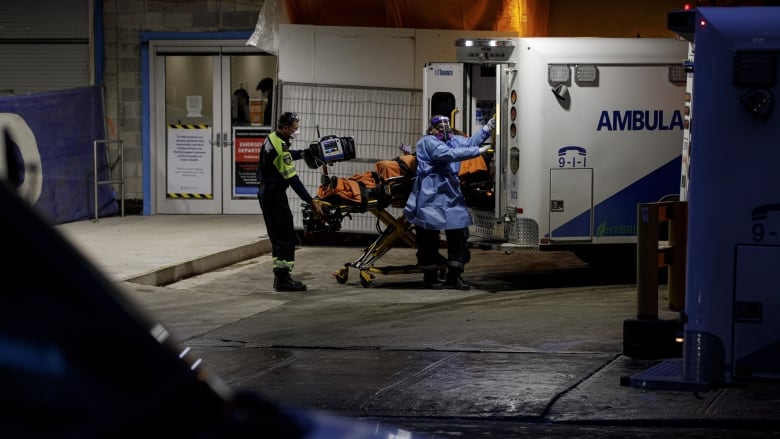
[{"left": 424, "top": 37, "right": 688, "bottom": 267}]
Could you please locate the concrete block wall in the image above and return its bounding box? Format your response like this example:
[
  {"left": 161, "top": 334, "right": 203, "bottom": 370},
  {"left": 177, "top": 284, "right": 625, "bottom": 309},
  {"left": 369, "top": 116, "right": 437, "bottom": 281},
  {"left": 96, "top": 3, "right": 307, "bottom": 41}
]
[{"left": 101, "top": 0, "right": 263, "bottom": 210}]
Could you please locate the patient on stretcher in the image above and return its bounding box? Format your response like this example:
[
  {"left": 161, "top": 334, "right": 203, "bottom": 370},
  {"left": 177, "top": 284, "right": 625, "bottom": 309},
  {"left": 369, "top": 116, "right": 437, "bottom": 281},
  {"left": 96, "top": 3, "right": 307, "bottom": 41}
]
[
  {"left": 314, "top": 152, "right": 493, "bottom": 212},
  {"left": 301, "top": 130, "right": 494, "bottom": 235},
  {"left": 316, "top": 154, "right": 418, "bottom": 210}
]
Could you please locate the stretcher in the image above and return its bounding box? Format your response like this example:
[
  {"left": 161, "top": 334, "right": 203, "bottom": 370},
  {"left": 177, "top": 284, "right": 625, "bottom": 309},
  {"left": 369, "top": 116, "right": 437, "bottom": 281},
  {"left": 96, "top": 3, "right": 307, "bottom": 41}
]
[
  {"left": 302, "top": 156, "right": 438, "bottom": 287},
  {"left": 302, "top": 152, "right": 492, "bottom": 287}
]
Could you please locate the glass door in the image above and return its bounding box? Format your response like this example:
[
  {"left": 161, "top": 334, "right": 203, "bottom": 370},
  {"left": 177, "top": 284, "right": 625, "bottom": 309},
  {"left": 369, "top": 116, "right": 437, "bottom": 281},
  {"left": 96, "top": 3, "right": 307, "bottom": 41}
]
[
  {"left": 221, "top": 52, "right": 275, "bottom": 214},
  {"left": 155, "top": 53, "right": 220, "bottom": 214},
  {"left": 151, "top": 42, "right": 276, "bottom": 214}
]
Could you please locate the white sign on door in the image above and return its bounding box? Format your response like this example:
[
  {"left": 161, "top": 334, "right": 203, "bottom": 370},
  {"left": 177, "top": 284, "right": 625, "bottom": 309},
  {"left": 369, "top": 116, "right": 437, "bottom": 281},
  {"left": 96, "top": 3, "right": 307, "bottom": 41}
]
[{"left": 166, "top": 124, "right": 212, "bottom": 197}]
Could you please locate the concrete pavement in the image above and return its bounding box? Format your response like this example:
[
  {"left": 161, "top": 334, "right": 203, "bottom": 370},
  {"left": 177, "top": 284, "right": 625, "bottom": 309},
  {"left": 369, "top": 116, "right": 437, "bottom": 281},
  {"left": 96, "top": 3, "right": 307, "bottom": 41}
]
[
  {"left": 55, "top": 214, "right": 780, "bottom": 438},
  {"left": 57, "top": 214, "right": 269, "bottom": 285}
]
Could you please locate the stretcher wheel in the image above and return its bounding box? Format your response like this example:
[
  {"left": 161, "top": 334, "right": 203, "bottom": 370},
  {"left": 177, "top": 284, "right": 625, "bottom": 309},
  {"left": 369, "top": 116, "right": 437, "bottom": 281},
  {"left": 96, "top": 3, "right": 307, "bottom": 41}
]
[
  {"left": 359, "top": 270, "right": 373, "bottom": 288},
  {"left": 335, "top": 267, "right": 349, "bottom": 284}
]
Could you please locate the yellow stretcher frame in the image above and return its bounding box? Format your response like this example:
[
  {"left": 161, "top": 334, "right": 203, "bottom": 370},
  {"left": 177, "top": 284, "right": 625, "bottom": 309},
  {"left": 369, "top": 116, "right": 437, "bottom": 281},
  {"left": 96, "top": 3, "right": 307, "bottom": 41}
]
[{"left": 314, "top": 177, "right": 445, "bottom": 288}]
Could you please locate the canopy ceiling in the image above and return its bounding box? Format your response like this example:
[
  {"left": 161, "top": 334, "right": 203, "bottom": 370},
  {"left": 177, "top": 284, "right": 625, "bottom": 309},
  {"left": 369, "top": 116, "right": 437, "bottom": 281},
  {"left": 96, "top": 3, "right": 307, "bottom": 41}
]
[{"left": 283, "top": 0, "right": 550, "bottom": 36}]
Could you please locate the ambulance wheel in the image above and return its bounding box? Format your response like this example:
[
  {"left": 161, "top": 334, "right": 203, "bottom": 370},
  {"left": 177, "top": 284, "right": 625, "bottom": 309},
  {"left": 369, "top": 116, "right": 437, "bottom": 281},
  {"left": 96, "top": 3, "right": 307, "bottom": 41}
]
[
  {"left": 335, "top": 267, "right": 349, "bottom": 284},
  {"left": 359, "top": 271, "right": 373, "bottom": 288}
]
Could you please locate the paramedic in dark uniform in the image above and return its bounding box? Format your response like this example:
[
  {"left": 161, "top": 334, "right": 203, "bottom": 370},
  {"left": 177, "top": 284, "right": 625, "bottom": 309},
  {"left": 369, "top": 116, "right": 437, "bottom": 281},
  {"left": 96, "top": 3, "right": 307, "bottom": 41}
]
[
  {"left": 257, "top": 111, "right": 322, "bottom": 292},
  {"left": 404, "top": 115, "right": 495, "bottom": 290}
]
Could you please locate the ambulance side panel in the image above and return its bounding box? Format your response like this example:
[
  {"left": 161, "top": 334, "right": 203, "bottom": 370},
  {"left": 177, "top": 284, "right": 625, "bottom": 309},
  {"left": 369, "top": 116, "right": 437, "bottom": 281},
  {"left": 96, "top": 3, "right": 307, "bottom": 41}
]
[{"left": 512, "top": 38, "right": 687, "bottom": 250}]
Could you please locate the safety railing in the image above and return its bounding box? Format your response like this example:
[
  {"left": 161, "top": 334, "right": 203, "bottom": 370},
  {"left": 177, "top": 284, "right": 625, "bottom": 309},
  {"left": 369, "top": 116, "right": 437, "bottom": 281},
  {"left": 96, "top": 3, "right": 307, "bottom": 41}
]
[
  {"left": 93, "top": 139, "right": 125, "bottom": 222},
  {"left": 636, "top": 200, "right": 688, "bottom": 318}
]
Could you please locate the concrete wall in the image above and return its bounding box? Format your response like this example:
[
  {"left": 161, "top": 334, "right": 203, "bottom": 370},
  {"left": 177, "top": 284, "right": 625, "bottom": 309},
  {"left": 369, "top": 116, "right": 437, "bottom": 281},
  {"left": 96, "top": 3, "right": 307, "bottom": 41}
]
[{"left": 102, "top": 0, "right": 262, "bottom": 205}]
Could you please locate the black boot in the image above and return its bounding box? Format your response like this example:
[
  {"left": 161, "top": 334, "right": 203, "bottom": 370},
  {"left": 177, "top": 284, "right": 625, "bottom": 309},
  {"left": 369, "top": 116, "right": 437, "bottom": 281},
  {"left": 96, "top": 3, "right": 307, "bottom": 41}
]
[
  {"left": 422, "top": 269, "right": 444, "bottom": 289},
  {"left": 443, "top": 267, "right": 470, "bottom": 290},
  {"left": 274, "top": 269, "right": 307, "bottom": 292}
]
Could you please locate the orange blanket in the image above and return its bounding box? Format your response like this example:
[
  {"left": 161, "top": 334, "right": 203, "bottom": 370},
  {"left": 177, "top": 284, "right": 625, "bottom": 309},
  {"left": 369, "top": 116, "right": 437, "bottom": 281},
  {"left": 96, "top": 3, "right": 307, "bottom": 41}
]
[
  {"left": 317, "top": 171, "right": 379, "bottom": 203},
  {"left": 316, "top": 154, "right": 488, "bottom": 204}
]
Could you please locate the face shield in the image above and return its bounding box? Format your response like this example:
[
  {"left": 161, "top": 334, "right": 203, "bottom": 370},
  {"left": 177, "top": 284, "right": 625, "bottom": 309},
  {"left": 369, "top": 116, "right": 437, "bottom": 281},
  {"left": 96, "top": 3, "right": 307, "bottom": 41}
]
[{"left": 429, "top": 115, "right": 451, "bottom": 142}]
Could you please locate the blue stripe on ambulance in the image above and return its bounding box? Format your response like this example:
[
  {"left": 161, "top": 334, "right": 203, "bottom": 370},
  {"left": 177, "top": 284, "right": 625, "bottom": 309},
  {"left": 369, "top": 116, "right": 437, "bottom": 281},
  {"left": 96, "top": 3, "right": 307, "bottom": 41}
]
[{"left": 549, "top": 155, "right": 681, "bottom": 238}]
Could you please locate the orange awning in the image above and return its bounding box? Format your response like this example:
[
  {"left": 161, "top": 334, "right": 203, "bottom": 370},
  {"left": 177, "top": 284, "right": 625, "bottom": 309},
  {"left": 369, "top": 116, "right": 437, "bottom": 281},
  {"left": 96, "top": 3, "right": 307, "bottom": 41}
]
[{"left": 284, "top": 0, "right": 549, "bottom": 36}]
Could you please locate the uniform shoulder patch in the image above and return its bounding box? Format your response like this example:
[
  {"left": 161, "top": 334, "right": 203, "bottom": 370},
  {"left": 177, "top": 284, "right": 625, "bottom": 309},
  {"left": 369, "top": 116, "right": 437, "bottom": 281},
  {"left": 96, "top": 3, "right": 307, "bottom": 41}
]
[{"left": 283, "top": 154, "right": 293, "bottom": 165}]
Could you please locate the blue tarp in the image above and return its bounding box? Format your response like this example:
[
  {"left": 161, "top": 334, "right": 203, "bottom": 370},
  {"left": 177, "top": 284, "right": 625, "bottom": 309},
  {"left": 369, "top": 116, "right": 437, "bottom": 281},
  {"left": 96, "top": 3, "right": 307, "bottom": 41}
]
[{"left": 0, "top": 86, "right": 119, "bottom": 224}]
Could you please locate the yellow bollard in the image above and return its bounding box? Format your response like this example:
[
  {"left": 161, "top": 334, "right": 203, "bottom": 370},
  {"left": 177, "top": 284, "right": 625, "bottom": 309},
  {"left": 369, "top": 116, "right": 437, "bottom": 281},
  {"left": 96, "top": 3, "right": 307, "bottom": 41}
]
[
  {"left": 636, "top": 203, "right": 660, "bottom": 320},
  {"left": 636, "top": 201, "right": 688, "bottom": 317},
  {"left": 625, "top": 201, "right": 687, "bottom": 360},
  {"left": 666, "top": 201, "right": 688, "bottom": 311}
]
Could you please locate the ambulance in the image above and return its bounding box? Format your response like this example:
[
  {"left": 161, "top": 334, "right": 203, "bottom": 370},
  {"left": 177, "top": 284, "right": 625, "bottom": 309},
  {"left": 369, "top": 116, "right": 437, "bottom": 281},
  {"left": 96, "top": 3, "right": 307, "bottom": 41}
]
[{"left": 424, "top": 37, "right": 688, "bottom": 267}]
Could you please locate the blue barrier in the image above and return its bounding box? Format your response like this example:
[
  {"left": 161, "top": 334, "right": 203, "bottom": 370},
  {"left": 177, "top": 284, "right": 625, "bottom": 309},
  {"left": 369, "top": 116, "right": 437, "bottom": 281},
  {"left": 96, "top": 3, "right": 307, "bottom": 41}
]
[{"left": 0, "top": 86, "right": 118, "bottom": 224}]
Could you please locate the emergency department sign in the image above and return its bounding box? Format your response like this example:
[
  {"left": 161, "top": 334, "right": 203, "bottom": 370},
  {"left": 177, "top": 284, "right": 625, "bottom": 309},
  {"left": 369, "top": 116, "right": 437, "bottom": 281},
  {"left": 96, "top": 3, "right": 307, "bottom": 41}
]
[{"left": 233, "top": 127, "right": 269, "bottom": 196}]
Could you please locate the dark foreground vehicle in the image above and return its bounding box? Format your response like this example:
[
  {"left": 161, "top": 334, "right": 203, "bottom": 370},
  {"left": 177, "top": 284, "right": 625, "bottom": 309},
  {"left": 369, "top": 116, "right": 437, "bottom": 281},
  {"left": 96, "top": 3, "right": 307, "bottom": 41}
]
[{"left": 0, "top": 136, "right": 426, "bottom": 438}]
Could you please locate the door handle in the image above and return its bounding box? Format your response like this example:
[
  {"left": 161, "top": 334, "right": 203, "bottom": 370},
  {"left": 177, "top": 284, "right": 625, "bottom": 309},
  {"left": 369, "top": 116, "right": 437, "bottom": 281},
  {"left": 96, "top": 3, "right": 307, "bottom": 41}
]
[{"left": 222, "top": 132, "right": 233, "bottom": 148}]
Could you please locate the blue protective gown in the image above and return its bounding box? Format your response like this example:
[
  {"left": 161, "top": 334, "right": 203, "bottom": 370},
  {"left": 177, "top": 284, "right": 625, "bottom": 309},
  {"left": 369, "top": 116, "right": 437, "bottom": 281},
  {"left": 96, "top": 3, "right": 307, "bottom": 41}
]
[{"left": 404, "top": 127, "right": 491, "bottom": 230}]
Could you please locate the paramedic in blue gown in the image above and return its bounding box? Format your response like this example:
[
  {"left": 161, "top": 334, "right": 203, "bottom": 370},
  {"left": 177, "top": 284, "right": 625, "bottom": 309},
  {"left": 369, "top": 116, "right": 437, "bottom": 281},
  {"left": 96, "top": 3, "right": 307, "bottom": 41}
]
[
  {"left": 404, "top": 115, "right": 495, "bottom": 290},
  {"left": 257, "top": 111, "right": 322, "bottom": 292}
]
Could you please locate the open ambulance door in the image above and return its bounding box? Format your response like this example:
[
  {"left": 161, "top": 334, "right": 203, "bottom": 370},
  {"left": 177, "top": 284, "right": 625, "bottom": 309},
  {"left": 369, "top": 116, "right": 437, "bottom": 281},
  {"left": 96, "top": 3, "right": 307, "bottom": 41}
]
[
  {"left": 422, "top": 63, "right": 466, "bottom": 132},
  {"left": 423, "top": 61, "right": 502, "bottom": 242}
]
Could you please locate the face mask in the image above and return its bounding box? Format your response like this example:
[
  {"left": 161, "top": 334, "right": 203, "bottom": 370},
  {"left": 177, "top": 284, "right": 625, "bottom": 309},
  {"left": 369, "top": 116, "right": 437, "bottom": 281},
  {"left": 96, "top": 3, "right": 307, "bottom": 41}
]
[
  {"left": 429, "top": 116, "right": 451, "bottom": 142},
  {"left": 290, "top": 128, "right": 300, "bottom": 139},
  {"left": 434, "top": 125, "right": 451, "bottom": 142}
]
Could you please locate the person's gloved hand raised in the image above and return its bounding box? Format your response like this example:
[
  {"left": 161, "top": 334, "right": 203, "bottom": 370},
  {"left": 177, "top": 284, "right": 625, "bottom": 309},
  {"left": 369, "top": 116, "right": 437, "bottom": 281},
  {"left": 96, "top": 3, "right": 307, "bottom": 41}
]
[
  {"left": 479, "top": 117, "right": 497, "bottom": 154},
  {"left": 482, "top": 117, "right": 496, "bottom": 135}
]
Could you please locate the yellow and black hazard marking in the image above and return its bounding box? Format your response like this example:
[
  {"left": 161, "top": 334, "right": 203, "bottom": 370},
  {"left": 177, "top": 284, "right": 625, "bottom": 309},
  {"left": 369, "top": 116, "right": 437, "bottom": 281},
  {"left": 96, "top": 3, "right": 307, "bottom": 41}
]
[
  {"left": 167, "top": 124, "right": 209, "bottom": 129},
  {"left": 166, "top": 193, "right": 214, "bottom": 199}
]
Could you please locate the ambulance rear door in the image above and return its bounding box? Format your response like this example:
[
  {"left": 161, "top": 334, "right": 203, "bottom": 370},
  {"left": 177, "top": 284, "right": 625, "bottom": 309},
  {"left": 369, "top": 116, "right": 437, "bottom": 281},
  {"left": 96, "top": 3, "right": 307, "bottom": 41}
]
[{"left": 422, "top": 63, "right": 466, "bottom": 132}]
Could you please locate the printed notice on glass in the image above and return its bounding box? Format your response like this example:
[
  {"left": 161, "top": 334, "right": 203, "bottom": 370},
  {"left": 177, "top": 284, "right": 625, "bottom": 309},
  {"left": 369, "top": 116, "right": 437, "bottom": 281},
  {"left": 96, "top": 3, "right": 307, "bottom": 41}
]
[{"left": 166, "top": 124, "right": 212, "bottom": 197}]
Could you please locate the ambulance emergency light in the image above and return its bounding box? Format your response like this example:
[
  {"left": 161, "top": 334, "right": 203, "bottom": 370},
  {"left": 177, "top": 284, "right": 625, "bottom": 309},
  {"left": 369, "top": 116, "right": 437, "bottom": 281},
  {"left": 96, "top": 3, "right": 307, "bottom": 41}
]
[
  {"left": 303, "top": 135, "right": 356, "bottom": 169},
  {"left": 455, "top": 38, "right": 515, "bottom": 64},
  {"left": 575, "top": 65, "right": 599, "bottom": 86}
]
